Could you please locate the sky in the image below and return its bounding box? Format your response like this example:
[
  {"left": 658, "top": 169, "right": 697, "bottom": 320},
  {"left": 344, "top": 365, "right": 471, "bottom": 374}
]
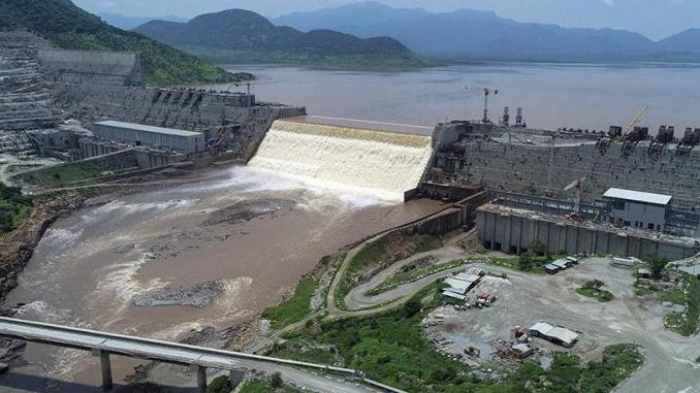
[{"left": 74, "top": 0, "right": 700, "bottom": 40}]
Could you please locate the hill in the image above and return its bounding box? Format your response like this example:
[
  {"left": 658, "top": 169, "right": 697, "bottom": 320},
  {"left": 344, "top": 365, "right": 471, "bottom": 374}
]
[
  {"left": 98, "top": 13, "right": 187, "bottom": 30},
  {"left": 135, "top": 9, "right": 424, "bottom": 68},
  {"left": 0, "top": 0, "right": 246, "bottom": 86},
  {"left": 657, "top": 29, "right": 700, "bottom": 54},
  {"left": 274, "top": 1, "right": 700, "bottom": 62}
]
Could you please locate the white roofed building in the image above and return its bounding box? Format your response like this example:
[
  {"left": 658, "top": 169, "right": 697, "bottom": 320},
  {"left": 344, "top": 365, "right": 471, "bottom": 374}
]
[{"left": 603, "top": 188, "right": 672, "bottom": 232}]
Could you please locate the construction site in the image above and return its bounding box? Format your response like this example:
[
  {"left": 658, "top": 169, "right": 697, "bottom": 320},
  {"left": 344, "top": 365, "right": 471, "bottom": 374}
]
[{"left": 1, "top": 28, "right": 700, "bottom": 393}]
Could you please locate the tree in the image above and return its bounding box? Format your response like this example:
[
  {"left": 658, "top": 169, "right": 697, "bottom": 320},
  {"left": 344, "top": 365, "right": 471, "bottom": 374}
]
[
  {"left": 402, "top": 300, "right": 422, "bottom": 319},
  {"left": 529, "top": 240, "right": 547, "bottom": 257},
  {"left": 207, "top": 376, "right": 232, "bottom": 393},
  {"left": 649, "top": 258, "right": 669, "bottom": 280},
  {"left": 518, "top": 254, "right": 533, "bottom": 271},
  {"left": 270, "top": 372, "right": 283, "bottom": 388}
]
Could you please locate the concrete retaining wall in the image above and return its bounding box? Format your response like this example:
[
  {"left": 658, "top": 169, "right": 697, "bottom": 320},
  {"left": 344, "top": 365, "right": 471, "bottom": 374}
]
[{"left": 477, "top": 207, "right": 699, "bottom": 260}]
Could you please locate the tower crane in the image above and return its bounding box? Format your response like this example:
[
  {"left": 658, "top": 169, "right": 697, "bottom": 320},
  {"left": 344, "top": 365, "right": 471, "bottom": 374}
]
[
  {"left": 623, "top": 105, "right": 650, "bottom": 137},
  {"left": 563, "top": 177, "right": 586, "bottom": 219}
]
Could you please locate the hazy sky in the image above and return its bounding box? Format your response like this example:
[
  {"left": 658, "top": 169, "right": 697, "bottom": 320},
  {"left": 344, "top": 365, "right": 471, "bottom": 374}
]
[{"left": 74, "top": 0, "right": 700, "bottom": 40}]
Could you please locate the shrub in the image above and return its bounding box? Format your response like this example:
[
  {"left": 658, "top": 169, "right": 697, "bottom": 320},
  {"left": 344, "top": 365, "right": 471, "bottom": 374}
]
[
  {"left": 402, "top": 300, "right": 422, "bottom": 319},
  {"left": 207, "top": 376, "right": 232, "bottom": 393},
  {"left": 270, "top": 372, "right": 283, "bottom": 388}
]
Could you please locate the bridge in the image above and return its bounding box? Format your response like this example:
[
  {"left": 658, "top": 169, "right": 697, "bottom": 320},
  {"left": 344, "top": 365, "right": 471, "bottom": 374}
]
[{"left": 0, "top": 317, "right": 406, "bottom": 393}]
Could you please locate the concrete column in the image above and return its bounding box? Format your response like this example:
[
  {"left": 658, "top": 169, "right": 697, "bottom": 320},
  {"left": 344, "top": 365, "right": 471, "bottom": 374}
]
[
  {"left": 505, "top": 215, "right": 512, "bottom": 253},
  {"left": 196, "top": 366, "right": 207, "bottom": 393},
  {"left": 546, "top": 222, "right": 552, "bottom": 255},
  {"left": 229, "top": 370, "right": 245, "bottom": 388},
  {"left": 99, "top": 351, "right": 112, "bottom": 391}
]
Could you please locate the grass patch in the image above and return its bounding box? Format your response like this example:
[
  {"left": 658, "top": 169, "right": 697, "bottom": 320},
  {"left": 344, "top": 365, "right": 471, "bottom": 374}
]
[
  {"left": 19, "top": 162, "right": 107, "bottom": 188},
  {"left": 367, "top": 259, "right": 464, "bottom": 296},
  {"left": 468, "top": 255, "right": 556, "bottom": 274},
  {"left": 273, "top": 284, "right": 643, "bottom": 393},
  {"left": 576, "top": 280, "right": 614, "bottom": 302},
  {"left": 262, "top": 276, "right": 319, "bottom": 330},
  {"left": 239, "top": 378, "right": 304, "bottom": 393},
  {"left": 664, "top": 275, "right": 700, "bottom": 336},
  {"left": 0, "top": 183, "right": 32, "bottom": 233},
  {"left": 335, "top": 233, "right": 442, "bottom": 310}
]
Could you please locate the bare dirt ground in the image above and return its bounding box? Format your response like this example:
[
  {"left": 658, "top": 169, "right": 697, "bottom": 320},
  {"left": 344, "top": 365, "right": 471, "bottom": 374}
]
[{"left": 424, "top": 258, "right": 700, "bottom": 393}]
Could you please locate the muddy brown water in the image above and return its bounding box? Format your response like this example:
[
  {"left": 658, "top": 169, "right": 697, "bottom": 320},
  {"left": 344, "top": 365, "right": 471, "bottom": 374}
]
[{"left": 2, "top": 166, "right": 442, "bottom": 390}]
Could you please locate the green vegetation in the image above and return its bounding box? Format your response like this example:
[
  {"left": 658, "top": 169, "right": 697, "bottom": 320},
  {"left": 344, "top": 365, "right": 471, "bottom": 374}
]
[
  {"left": 576, "top": 280, "right": 615, "bottom": 302},
  {"left": 664, "top": 275, "right": 700, "bottom": 336},
  {"left": 134, "top": 9, "right": 428, "bottom": 70},
  {"left": 239, "top": 377, "right": 304, "bottom": 393},
  {"left": 273, "top": 284, "right": 643, "bottom": 393},
  {"left": 185, "top": 48, "right": 431, "bottom": 70},
  {"left": 262, "top": 275, "right": 319, "bottom": 330},
  {"left": 367, "top": 259, "right": 464, "bottom": 296},
  {"left": 335, "top": 233, "right": 442, "bottom": 309},
  {"left": 207, "top": 376, "right": 232, "bottom": 393},
  {"left": 648, "top": 257, "right": 670, "bottom": 280},
  {"left": 20, "top": 162, "right": 106, "bottom": 188},
  {"left": 0, "top": 183, "right": 32, "bottom": 233},
  {"left": 0, "top": 0, "right": 243, "bottom": 86}
]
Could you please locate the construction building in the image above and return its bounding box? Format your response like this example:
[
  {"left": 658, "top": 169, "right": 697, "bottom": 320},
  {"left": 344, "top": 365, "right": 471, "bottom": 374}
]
[
  {"left": 603, "top": 188, "right": 671, "bottom": 231},
  {"left": 94, "top": 121, "right": 205, "bottom": 154}
]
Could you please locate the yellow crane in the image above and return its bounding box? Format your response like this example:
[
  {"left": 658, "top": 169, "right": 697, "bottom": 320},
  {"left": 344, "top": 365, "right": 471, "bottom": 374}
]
[{"left": 624, "top": 105, "right": 650, "bottom": 137}]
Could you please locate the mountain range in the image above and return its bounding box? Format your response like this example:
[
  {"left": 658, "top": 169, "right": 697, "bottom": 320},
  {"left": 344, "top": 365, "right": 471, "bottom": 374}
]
[
  {"left": 135, "top": 9, "right": 422, "bottom": 67},
  {"left": 0, "top": 0, "right": 242, "bottom": 86},
  {"left": 98, "top": 13, "right": 187, "bottom": 30},
  {"left": 274, "top": 1, "right": 700, "bottom": 62}
]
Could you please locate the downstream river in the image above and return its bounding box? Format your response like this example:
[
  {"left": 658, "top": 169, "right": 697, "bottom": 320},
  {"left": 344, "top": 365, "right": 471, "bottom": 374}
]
[
  {"left": 221, "top": 63, "right": 700, "bottom": 132},
  {"left": 2, "top": 167, "right": 440, "bottom": 391}
]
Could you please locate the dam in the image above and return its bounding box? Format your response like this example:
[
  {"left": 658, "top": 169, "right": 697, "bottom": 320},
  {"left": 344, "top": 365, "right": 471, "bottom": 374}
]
[{"left": 249, "top": 119, "right": 434, "bottom": 201}]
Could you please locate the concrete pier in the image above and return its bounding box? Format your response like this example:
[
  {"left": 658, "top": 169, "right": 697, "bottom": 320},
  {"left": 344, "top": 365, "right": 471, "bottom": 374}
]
[
  {"left": 197, "top": 366, "right": 207, "bottom": 392},
  {"left": 99, "top": 351, "right": 112, "bottom": 391}
]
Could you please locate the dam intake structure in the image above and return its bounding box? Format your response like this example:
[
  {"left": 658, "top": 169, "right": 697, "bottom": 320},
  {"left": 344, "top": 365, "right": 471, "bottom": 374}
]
[{"left": 248, "top": 120, "right": 434, "bottom": 201}]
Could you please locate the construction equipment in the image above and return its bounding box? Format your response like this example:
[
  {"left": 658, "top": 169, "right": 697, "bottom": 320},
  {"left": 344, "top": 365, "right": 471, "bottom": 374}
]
[
  {"left": 621, "top": 105, "right": 650, "bottom": 156},
  {"left": 624, "top": 105, "right": 650, "bottom": 138},
  {"left": 563, "top": 177, "right": 586, "bottom": 219}
]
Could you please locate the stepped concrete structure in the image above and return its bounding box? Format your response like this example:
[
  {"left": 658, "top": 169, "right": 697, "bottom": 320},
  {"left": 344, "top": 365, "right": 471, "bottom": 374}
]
[
  {"left": 428, "top": 121, "right": 700, "bottom": 259},
  {"left": 430, "top": 121, "right": 700, "bottom": 210},
  {"left": 0, "top": 31, "right": 305, "bottom": 182},
  {"left": 0, "top": 32, "right": 57, "bottom": 133}
]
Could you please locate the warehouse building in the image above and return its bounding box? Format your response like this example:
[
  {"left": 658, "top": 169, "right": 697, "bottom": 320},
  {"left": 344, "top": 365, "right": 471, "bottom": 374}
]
[
  {"left": 94, "top": 120, "right": 205, "bottom": 154},
  {"left": 603, "top": 188, "right": 672, "bottom": 232}
]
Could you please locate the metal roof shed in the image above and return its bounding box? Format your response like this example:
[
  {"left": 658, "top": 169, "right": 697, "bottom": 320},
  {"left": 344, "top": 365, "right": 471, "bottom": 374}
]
[{"left": 603, "top": 188, "right": 672, "bottom": 206}]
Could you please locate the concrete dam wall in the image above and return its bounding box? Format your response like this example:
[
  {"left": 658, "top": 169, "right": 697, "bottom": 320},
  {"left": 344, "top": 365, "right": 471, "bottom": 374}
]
[
  {"left": 432, "top": 123, "right": 700, "bottom": 210},
  {"left": 248, "top": 120, "right": 434, "bottom": 201}
]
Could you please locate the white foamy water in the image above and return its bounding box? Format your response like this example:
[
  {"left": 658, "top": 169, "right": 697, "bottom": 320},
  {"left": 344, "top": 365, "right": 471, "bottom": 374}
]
[{"left": 248, "top": 121, "right": 434, "bottom": 201}]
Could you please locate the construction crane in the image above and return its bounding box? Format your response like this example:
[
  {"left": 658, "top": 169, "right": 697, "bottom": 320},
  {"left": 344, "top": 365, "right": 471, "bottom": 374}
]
[
  {"left": 563, "top": 177, "right": 586, "bottom": 219},
  {"left": 624, "top": 105, "right": 650, "bottom": 137}
]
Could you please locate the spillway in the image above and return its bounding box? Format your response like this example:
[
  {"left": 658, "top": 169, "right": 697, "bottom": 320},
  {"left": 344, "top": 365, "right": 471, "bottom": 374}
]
[{"left": 248, "top": 120, "right": 434, "bottom": 201}]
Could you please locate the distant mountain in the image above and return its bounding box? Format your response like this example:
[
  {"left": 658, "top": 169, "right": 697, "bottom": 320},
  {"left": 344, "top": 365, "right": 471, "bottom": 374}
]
[
  {"left": 135, "top": 9, "right": 423, "bottom": 67},
  {"left": 98, "top": 13, "right": 187, "bottom": 30},
  {"left": 0, "top": 0, "right": 243, "bottom": 86},
  {"left": 274, "top": 1, "right": 700, "bottom": 62},
  {"left": 657, "top": 29, "right": 700, "bottom": 53}
]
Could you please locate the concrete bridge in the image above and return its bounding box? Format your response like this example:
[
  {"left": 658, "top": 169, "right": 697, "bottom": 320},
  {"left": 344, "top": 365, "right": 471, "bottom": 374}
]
[{"left": 0, "top": 317, "right": 405, "bottom": 393}]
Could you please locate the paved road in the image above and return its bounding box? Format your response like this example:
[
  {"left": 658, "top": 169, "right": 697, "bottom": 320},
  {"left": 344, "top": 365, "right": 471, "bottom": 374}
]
[{"left": 345, "top": 246, "right": 465, "bottom": 310}]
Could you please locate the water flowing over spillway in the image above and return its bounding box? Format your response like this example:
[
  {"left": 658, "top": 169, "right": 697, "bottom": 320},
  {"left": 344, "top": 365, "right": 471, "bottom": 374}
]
[{"left": 248, "top": 120, "right": 434, "bottom": 201}]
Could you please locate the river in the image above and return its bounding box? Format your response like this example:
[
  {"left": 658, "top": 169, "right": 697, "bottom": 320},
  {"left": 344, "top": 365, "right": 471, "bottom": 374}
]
[
  {"left": 1, "top": 166, "right": 441, "bottom": 392},
  {"left": 218, "top": 63, "right": 700, "bottom": 132}
]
